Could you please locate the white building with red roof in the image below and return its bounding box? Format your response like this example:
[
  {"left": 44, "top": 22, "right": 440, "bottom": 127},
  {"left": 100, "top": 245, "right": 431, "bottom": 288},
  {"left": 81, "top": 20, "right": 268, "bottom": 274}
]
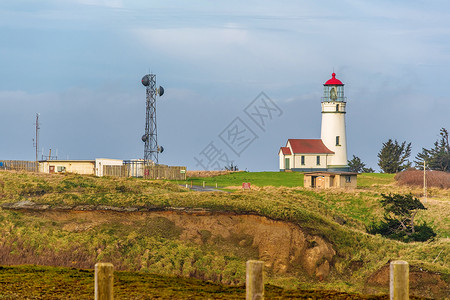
[{"left": 279, "top": 73, "right": 350, "bottom": 172}]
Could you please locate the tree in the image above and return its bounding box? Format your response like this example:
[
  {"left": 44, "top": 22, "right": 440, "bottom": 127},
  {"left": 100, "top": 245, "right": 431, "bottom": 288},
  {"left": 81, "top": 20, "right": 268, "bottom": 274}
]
[
  {"left": 347, "top": 155, "right": 375, "bottom": 173},
  {"left": 367, "top": 193, "right": 436, "bottom": 242},
  {"left": 377, "top": 139, "right": 411, "bottom": 173},
  {"left": 224, "top": 162, "right": 239, "bottom": 171},
  {"left": 415, "top": 128, "right": 450, "bottom": 172}
]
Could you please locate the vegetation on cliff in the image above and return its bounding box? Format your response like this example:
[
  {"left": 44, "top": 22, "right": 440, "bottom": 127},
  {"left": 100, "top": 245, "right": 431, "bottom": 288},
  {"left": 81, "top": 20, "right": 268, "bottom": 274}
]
[{"left": 0, "top": 170, "right": 448, "bottom": 298}]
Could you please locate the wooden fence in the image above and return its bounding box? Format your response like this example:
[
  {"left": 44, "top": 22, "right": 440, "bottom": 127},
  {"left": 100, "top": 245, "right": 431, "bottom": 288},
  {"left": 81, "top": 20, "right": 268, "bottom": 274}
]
[
  {"left": 144, "top": 165, "right": 186, "bottom": 180},
  {"left": 103, "top": 164, "right": 187, "bottom": 180},
  {"left": 94, "top": 260, "right": 411, "bottom": 299},
  {"left": 0, "top": 160, "right": 38, "bottom": 172},
  {"left": 103, "top": 165, "right": 129, "bottom": 178}
]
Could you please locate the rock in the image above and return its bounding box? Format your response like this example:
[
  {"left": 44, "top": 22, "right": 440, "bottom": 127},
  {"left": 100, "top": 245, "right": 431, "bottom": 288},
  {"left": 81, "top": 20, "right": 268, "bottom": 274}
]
[{"left": 2, "top": 200, "right": 50, "bottom": 210}]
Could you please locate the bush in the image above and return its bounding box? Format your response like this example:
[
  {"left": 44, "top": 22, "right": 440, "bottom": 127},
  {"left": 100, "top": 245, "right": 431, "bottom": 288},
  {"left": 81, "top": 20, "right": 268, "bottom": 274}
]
[
  {"left": 366, "top": 193, "right": 436, "bottom": 243},
  {"left": 395, "top": 169, "right": 450, "bottom": 188},
  {"left": 367, "top": 220, "right": 436, "bottom": 242},
  {"left": 409, "top": 222, "right": 437, "bottom": 242}
]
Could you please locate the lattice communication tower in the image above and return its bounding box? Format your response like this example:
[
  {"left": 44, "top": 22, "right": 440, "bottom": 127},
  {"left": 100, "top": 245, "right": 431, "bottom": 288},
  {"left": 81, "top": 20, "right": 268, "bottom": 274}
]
[{"left": 141, "top": 74, "right": 164, "bottom": 164}]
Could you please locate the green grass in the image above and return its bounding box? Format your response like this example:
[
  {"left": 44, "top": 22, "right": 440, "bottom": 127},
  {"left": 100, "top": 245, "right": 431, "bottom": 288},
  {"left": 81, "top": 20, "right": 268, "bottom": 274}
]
[
  {"left": 357, "top": 173, "right": 396, "bottom": 187},
  {"left": 174, "top": 172, "right": 395, "bottom": 189},
  {"left": 180, "top": 171, "right": 305, "bottom": 188}
]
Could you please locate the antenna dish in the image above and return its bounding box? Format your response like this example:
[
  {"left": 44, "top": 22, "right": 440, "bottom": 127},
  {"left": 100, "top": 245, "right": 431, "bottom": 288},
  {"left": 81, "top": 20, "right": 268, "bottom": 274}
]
[
  {"left": 142, "top": 134, "right": 148, "bottom": 142},
  {"left": 158, "top": 146, "right": 164, "bottom": 153},
  {"left": 158, "top": 86, "right": 164, "bottom": 97},
  {"left": 141, "top": 75, "right": 150, "bottom": 86}
]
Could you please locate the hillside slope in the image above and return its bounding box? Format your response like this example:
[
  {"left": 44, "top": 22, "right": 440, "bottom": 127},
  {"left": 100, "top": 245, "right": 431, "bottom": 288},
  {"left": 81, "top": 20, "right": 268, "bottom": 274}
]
[{"left": 0, "top": 171, "right": 448, "bottom": 298}]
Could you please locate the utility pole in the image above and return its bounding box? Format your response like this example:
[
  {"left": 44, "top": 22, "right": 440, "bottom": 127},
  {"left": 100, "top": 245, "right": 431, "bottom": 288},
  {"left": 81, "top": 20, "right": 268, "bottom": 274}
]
[
  {"left": 423, "top": 160, "right": 427, "bottom": 203},
  {"left": 34, "top": 113, "right": 40, "bottom": 162}
]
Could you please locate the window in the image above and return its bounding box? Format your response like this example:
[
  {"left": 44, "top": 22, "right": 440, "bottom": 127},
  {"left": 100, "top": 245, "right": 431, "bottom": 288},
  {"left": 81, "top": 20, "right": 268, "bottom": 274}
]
[
  {"left": 336, "top": 136, "right": 340, "bottom": 146},
  {"left": 301, "top": 156, "right": 305, "bottom": 165},
  {"left": 336, "top": 104, "right": 339, "bottom": 112},
  {"left": 316, "top": 156, "right": 320, "bottom": 165},
  {"left": 57, "top": 166, "right": 66, "bottom": 173},
  {"left": 346, "top": 176, "right": 351, "bottom": 183}
]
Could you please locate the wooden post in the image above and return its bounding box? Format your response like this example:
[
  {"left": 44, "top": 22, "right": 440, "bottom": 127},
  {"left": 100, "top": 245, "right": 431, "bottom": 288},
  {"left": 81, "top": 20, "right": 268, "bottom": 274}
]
[
  {"left": 202, "top": 181, "right": 205, "bottom": 188},
  {"left": 390, "top": 260, "right": 409, "bottom": 300},
  {"left": 246, "top": 260, "right": 264, "bottom": 300},
  {"left": 95, "top": 263, "right": 114, "bottom": 300}
]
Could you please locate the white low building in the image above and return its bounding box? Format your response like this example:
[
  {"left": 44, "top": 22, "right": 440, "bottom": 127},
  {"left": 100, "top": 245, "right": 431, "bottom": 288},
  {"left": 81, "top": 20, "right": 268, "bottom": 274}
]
[
  {"left": 279, "top": 139, "right": 334, "bottom": 171},
  {"left": 95, "top": 158, "right": 124, "bottom": 177},
  {"left": 39, "top": 158, "right": 123, "bottom": 176}
]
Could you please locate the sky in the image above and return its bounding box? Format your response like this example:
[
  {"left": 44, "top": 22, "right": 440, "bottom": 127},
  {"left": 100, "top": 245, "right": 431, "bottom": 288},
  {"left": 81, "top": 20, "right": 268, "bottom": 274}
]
[{"left": 0, "top": 0, "right": 449, "bottom": 172}]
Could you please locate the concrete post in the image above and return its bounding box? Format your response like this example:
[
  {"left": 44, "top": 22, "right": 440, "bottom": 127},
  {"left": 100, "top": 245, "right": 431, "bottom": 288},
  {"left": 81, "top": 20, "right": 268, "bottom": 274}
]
[
  {"left": 95, "top": 263, "right": 114, "bottom": 300},
  {"left": 246, "top": 260, "right": 264, "bottom": 300},
  {"left": 390, "top": 260, "right": 409, "bottom": 300}
]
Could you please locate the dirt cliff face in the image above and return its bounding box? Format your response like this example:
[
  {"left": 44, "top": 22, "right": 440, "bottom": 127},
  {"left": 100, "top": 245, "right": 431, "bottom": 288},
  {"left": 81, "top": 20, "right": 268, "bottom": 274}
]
[
  {"left": 159, "top": 211, "right": 336, "bottom": 279},
  {"left": 45, "top": 209, "right": 336, "bottom": 280}
]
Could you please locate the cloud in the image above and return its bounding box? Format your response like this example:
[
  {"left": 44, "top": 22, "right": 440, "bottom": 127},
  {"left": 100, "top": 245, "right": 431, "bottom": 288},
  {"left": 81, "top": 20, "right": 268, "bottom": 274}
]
[
  {"left": 72, "top": 0, "right": 123, "bottom": 8},
  {"left": 132, "top": 26, "right": 249, "bottom": 61}
]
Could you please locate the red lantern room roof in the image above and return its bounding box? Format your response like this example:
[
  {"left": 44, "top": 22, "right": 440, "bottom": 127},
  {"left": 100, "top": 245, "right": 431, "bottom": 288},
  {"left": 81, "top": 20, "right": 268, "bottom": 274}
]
[{"left": 324, "top": 73, "right": 344, "bottom": 86}]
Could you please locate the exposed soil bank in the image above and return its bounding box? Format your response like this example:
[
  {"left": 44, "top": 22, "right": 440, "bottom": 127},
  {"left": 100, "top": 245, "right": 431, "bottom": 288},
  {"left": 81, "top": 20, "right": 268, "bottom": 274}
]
[{"left": 24, "top": 208, "right": 336, "bottom": 280}]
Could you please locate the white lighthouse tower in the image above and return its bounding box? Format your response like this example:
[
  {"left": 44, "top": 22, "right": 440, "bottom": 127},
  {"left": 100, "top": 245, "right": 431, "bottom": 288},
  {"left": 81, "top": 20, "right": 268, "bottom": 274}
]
[{"left": 320, "top": 73, "right": 349, "bottom": 171}]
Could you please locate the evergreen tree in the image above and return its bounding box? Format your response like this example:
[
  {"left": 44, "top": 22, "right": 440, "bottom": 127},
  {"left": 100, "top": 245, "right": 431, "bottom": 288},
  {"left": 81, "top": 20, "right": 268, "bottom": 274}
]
[
  {"left": 367, "top": 193, "right": 436, "bottom": 242},
  {"left": 348, "top": 155, "right": 375, "bottom": 173},
  {"left": 380, "top": 193, "right": 424, "bottom": 235},
  {"left": 415, "top": 128, "right": 450, "bottom": 172},
  {"left": 363, "top": 166, "right": 375, "bottom": 173},
  {"left": 224, "top": 162, "right": 239, "bottom": 171},
  {"left": 377, "top": 139, "right": 411, "bottom": 173}
]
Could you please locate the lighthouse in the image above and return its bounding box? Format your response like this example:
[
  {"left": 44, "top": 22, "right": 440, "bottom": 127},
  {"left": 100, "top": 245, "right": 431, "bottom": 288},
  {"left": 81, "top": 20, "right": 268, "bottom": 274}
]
[
  {"left": 320, "top": 73, "right": 349, "bottom": 171},
  {"left": 278, "top": 72, "right": 351, "bottom": 173}
]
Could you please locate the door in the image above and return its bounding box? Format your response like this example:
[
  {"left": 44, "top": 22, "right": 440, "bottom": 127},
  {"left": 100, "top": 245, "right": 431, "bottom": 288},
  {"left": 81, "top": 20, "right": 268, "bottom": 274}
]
[
  {"left": 49, "top": 166, "right": 55, "bottom": 173},
  {"left": 316, "top": 176, "right": 325, "bottom": 188},
  {"left": 285, "top": 158, "right": 290, "bottom": 170}
]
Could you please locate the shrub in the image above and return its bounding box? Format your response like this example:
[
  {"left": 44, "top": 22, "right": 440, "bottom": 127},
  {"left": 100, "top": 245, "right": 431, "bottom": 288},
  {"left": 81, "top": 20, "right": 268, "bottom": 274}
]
[
  {"left": 366, "top": 193, "right": 436, "bottom": 242},
  {"left": 395, "top": 169, "right": 450, "bottom": 188},
  {"left": 367, "top": 219, "right": 436, "bottom": 242}
]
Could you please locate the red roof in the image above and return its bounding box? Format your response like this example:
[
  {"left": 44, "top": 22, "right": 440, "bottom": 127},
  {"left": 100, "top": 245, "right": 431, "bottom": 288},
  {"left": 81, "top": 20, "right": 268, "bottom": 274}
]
[
  {"left": 324, "top": 73, "right": 343, "bottom": 86},
  {"left": 287, "top": 139, "right": 334, "bottom": 154},
  {"left": 280, "top": 147, "right": 292, "bottom": 155}
]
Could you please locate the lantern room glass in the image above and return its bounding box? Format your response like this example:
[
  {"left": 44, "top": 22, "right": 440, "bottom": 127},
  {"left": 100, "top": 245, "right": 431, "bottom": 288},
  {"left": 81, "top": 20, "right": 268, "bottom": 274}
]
[{"left": 322, "top": 85, "right": 345, "bottom": 102}]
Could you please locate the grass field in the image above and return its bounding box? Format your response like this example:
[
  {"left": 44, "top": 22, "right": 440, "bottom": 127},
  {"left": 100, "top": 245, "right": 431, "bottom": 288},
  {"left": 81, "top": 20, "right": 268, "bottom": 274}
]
[
  {"left": 356, "top": 173, "right": 396, "bottom": 187},
  {"left": 178, "top": 171, "right": 305, "bottom": 188},
  {"left": 174, "top": 172, "right": 396, "bottom": 189}
]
